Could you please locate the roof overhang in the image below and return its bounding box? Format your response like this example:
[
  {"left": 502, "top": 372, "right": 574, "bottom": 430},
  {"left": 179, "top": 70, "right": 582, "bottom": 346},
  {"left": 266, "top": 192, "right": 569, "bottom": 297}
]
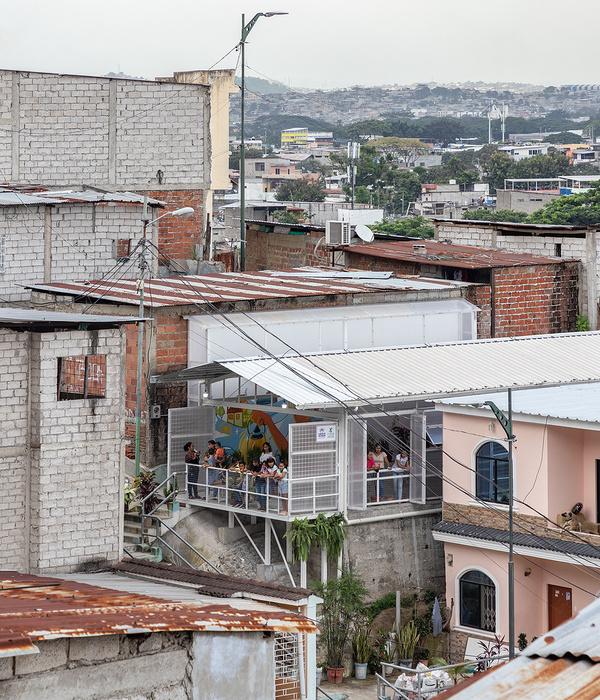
[{"left": 154, "top": 331, "right": 600, "bottom": 410}]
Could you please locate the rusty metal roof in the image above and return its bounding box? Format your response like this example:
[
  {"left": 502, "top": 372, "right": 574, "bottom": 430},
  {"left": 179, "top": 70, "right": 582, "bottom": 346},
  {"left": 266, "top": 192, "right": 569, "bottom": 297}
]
[
  {"left": 26, "top": 268, "right": 401, "bottom": 308},
  {"left": 340, "top": 240, "right": 568, "bottom": 269},
  {"left": 113, "top": 558, "right": 314, "bottom": 602},
  {"left": 437, "top": 595, "right": 600, "bottom": 699},
  {"left": 0, "top": 570, "right": 317, "bottom": 656}
]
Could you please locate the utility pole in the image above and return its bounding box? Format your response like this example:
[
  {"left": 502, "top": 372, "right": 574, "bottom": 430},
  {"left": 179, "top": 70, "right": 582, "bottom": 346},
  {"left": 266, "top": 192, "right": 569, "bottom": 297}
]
[
  {"left": 134, "top": 197, "right": 149, "bottom": 478},
  {"left": 348, "top": 141, "right": 359, "bottom": 209}
]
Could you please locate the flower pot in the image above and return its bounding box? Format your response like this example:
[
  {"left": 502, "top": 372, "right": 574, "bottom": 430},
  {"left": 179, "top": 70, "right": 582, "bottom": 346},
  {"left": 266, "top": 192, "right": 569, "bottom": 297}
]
[
  {"left": 354, "top": 662, "right": 368, "bottom": 680},
  {"left": 167, "top": 501, "right": 180, "bottom": 515},
  {"left": 327, "top": 667, "right": 344, "bottom": 684},
  {"left": 316, "top": 667, "right": 322, "bottom": 687},
  {"left": 399, "top": 658, "right": 413, "bottom": 669}
]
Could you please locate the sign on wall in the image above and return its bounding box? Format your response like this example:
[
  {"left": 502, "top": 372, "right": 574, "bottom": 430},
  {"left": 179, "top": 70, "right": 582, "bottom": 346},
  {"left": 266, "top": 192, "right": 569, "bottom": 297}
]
[{"left": 316, "top": 424, "right": 337, "bottom": 443}]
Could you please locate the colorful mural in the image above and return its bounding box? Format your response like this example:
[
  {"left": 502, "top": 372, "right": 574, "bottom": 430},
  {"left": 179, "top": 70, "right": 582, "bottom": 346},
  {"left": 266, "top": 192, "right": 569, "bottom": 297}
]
[{"left": 214, "top": 402, "right": 312, "bottom": 462}]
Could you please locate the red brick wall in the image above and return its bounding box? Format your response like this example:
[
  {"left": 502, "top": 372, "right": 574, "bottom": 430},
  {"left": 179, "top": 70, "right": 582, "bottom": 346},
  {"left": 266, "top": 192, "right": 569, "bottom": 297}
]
[
  {"left": 342, "top": 252, "right": 419, "bottom": 275},
  {"left": 245, "top": 228, "right": 330, "bottom": 270},
  {"left": 143, "top": 189, "right": 205, "bottom": 261},
  {"left": 493, "top": 262, "right": 579, "bottom": 337},
  {"left": 465, "top": 285, "right": 492, "bottom": 339}
]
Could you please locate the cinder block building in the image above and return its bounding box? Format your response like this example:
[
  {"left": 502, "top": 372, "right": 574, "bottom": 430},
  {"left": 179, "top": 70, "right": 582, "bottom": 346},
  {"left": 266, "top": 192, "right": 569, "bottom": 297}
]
[
  {"left": 0, "top": 68, "right": 235, "bottom": 265},
  {"left": 0, "top": 309, "right": 138, "bottom": 574}
]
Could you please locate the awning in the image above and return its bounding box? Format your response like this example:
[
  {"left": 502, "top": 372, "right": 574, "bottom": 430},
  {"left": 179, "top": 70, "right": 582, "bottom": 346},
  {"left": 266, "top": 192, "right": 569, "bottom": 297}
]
[{"left": 174, "top": 331, "right": 600, "bottom": 409}]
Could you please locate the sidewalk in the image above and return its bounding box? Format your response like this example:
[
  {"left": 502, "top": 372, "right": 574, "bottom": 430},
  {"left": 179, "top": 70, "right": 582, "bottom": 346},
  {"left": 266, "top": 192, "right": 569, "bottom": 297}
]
[{"left": 318, "top": 673, "right": 381, "bottom": 700}]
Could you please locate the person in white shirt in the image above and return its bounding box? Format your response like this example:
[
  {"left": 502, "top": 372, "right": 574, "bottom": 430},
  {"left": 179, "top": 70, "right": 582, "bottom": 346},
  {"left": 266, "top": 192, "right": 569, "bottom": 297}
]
[{"left": 392, "top": 450, "right": 410, "bottom": 500}]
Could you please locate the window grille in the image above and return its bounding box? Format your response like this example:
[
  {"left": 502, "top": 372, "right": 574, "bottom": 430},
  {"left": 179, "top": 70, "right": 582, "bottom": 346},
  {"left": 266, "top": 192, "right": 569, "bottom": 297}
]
[
  {"left": 275, "top": 632, "right": 302, "bottom": 700},
  {"left": 460, "top": 570, "right": 496, "bottom": 632},
  {"left": 57, "top": 355, "right": 106, "bottom": 400}
]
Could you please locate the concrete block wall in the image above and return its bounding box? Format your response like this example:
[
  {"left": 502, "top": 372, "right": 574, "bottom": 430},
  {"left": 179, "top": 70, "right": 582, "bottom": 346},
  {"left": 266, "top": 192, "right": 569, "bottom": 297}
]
[
  {"left": 0, "top": 203, "right": 146, "bottom": 302},
  {"left": 28, "top": 328, "right": 125, "bottom": 573},
  {"left": 0, "top": 70, "right": 208, "bottom": 189},
  {"left": 0, "top": 632, "right": 193, "bottom": 699},
  {"left": 0, "top": 330, "right": 30, "bottom": 570}
]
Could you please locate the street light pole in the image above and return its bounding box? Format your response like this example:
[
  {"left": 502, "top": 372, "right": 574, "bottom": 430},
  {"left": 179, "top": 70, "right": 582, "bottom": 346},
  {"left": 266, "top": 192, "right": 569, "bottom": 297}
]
[
  {"left": 485, "top": 390, "right": 515, "bottom": 659},
  {"left": 239, "top": 11, "right": 287, "bottom": 272},
  {"left": 134, "top": 202, "right": 194, "bottom": 478}
]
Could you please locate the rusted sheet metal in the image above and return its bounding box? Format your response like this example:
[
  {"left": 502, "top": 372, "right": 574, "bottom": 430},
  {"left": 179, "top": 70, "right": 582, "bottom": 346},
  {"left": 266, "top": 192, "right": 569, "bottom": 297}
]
[
  {"left": 439, "top": 656, "right": 600, "bottom": 699},
  {"left": 26, "top": 268, "right": 397, "bottom": 308},
  {"left": 341, "top": 240, "right": 567, "bottom": 269},
  {"left": 0, "top": 190, "right": 163, "bottom": 208},
  {"left": 0, "top": 632, "right": 39, "bottom": 657},
  {"left": 0, "top": 572, "right": 317, "bottom": 655}
]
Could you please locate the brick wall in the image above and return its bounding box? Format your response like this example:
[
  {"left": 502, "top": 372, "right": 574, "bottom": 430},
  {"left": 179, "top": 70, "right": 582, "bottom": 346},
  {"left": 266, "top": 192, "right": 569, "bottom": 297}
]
[
  {"left": 145, "top": 189, "right": 204, "bottom": 261},
  {"left": 465, "top": 284, "right": 491, "bottom": 338},
  {"left": 245, "top": 228, "right": 330, "bottom": 270},
  {"left": 493, "top": 262, "right": 578, "bottom": 337}
]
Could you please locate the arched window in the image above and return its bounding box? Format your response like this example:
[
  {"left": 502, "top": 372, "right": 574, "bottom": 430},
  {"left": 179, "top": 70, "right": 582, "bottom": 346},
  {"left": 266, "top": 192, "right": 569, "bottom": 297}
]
[
  {"left": 460, "top": 570, "right": 496, "bottom": 632},
  {"left": 476, "top": 441, "right": 509, "bottom": 503}
]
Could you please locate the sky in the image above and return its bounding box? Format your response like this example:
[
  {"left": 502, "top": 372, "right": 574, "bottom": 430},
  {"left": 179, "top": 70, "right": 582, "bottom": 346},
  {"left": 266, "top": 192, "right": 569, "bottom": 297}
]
[{"left": 2, "top": 0, "right": 600, "bottom": 90}]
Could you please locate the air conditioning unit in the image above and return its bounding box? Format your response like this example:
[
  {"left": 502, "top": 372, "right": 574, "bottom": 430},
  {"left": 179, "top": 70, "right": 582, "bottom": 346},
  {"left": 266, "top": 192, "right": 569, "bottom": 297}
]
[{"left": 326, "top": 220, "right": 352, "bottom": 246}]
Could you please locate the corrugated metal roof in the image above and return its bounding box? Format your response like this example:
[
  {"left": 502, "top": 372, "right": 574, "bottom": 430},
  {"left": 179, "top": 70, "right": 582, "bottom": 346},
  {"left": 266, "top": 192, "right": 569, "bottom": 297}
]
[
  {"left": 437, "top": 596, "right": 600, "bottom": 698},
  {"left": 433, "top": 217, "right": 590, "bottom": 232},
  {"left": 0, "top": 570, "right": 317, "bottom": 655},
  {"left": 340, "top": 239, "right": 569, "bottom": 268},
  {"left": 0, "top": 190, "right": 163, "bottom": 207},
  {"left": 216, "top": 332, "right": 600, "bottom": 408},
  {"left": 432, "top": 521, "right": 600, "bottom": 561},
  {"left": 113, "top": 559, "right": 314, "bottom": 602},
  {"left": 437, "top": 384, "right": 600, "bottom": 425},
  {"left": 26, "top": 269, "right": 402, "bottom": 308},
  {"left": 0, "top": 308, "right": 145, "bottom": 330}
]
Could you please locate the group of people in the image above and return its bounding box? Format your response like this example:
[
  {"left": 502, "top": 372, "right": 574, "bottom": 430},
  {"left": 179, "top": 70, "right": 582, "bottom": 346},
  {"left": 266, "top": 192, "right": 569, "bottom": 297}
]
[
  {"left": 367, "top": 443, "right": 411, "bottom": 502},
  {"left": 184, "top": 440, "right": 288, "bottom": 515}
]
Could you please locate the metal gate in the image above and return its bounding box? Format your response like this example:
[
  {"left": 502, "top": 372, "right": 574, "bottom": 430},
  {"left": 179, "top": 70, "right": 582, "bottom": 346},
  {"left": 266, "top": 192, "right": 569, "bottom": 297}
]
[{"left": 288, "top": 421, "right": 339, "bottom": 516}]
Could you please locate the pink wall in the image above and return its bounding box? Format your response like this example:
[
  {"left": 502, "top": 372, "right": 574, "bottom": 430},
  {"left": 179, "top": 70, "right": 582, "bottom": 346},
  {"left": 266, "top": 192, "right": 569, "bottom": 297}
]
[{"left": 444, "top": 543, "right": 598, "bottom": 642}]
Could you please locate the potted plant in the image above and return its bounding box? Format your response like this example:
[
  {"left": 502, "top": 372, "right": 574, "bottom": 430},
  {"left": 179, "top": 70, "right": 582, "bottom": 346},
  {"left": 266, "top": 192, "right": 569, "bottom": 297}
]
[
  {"left": 164, "top": 476, "right": 179, "bottom": 515},
  {"left": 124, "top": 478, "right": 136, "bottom": 512},
  {"left": 313, "top": 570, "right": 368, "bottom": 684},
  {"left": 187, "top": 244, "right": 201, "bottom": 274},
  {"left": 134, "top": 469, "right": 159, "bottom": 525},
  {"left": 352, "top": 617, "right": 372, "bottom": 680},
  {"left": 398, "top": 620, "right": 420, "bottom": 669}
]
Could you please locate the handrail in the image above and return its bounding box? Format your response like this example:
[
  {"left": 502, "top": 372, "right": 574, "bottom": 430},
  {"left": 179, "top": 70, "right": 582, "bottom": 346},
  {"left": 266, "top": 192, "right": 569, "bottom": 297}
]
[
  {"left": 141, "top": 514, "right": 222, "bottom": 573},
  {"left": 140, "top": 470, "right": 185, "bottom": 517},
  {"left": 316, "top": 686, "right": 336, "bottom": 700}
]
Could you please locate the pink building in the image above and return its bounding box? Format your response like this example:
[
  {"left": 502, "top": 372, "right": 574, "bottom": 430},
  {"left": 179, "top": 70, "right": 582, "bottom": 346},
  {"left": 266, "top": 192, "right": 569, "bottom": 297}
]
[{"left": 433, "top": 385, "right": 600, "bottom": 659}]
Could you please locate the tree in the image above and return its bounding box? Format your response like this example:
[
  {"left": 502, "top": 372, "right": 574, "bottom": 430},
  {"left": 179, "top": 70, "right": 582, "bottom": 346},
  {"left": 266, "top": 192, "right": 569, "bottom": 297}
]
[
  {"left": 462, "top": 209, "right": 529, "bottom": 223},
  {"left": 530, "top": 182, "right": 600, "bottom": 225},
  {"left": 543, "top": 131, "right": 585, "bottom": 144},
  {"left": 274, "top": 178, "right": 326, "bottom": 202},
  {"left": 370, "top": 217, "right": 434, "bottom": 238},
  {"left": 369, "top": 137, "right": 431, "bottom": 167},
  {"left": 485, "top": 151, "right": 513, "bottom": 193},
  {"left": 229, "top": 148, "right": 263, "bottom": 170}
]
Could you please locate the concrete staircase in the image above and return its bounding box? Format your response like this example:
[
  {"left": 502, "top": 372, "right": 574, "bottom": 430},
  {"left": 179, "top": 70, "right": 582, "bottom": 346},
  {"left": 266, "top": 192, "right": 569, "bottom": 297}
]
[{"left": 123, "top": 506, "right": 170, "bottom": 562}]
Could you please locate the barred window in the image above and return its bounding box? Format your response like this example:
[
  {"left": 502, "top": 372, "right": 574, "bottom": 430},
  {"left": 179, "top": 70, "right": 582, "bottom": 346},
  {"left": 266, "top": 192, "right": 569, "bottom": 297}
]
[
  {"left": 57, "top": 355, "right": 106, "bottom": 400},
  {"left": 460, "top": 570, "right": 496, "bottom": 632}
]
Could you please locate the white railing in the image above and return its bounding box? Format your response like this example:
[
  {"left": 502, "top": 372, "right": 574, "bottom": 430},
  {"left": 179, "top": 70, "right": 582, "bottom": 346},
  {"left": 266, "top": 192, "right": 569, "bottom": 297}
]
[{"left": 366, "top": 470, "right": 442, "bottom": 507}]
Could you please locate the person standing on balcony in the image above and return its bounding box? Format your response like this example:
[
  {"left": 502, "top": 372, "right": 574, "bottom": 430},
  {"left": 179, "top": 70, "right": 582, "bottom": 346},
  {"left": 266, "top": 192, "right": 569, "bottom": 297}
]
[
  {"left": 255, "top": 458, "right": 269, "bottom": 511},
  {"left": 260, "top": 442, "right": 275, "bottom": 464},
  {"left": 393, "top": 450, "right": 411, "bottom": 501},
  {"left": 184, "top": 442, "right": 200, "bottom": 499},
  {"left": 275, "top": 459, "right": 288, "bottom": 515},
  {"left": 373, "top": 444, "right": 390, "bottom": 502}
]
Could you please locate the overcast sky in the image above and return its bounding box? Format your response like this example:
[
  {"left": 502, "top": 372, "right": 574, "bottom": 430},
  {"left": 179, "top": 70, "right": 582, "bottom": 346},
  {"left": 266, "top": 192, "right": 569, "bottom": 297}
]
[{"left": 2, "top": 0, "right": 599, "bottom": 89}]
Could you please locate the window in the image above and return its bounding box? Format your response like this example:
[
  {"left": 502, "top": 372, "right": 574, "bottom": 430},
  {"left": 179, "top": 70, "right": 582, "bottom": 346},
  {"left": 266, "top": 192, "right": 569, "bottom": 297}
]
[
  {"left": 255, "top": 162, "right": 265, "bottom": 172},
  {"left": 114, "top": 239, "right": 131, "bottom": 259},
  {"left": 58, "top": 355, "right": 106, "bottom": 400},
  {"left": 476, "top": 441, "right": 509, "bottom": 503},
  {"left": 460, "top": 570, "right": 496, "bottom": 631}
]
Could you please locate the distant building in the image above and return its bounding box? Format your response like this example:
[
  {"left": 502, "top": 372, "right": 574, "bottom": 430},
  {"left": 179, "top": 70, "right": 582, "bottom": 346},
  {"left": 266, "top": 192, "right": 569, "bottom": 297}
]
[{"left": 281, "top": 128, "right": 334, "bottom": 149}]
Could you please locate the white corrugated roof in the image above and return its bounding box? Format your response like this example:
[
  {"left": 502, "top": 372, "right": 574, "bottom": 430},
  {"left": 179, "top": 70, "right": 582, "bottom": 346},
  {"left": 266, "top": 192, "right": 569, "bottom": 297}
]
[
  {"left": 219, "top": 332, "right": 600, "bottom": 409},
  {"left": 436, "top": 383, "right": 600, "bottom": 425}
]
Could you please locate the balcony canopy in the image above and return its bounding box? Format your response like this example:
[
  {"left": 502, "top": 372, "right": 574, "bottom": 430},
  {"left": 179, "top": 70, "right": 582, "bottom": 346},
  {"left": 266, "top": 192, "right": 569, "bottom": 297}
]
[{"left": 169, "top": 332, "right": 600, "bottom": 410}]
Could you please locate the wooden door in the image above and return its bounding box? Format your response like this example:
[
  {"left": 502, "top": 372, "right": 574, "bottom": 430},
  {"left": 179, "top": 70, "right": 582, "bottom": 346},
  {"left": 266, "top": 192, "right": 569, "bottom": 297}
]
[{"left": 548, "top": 584, "right": 572, "bottom": 630}]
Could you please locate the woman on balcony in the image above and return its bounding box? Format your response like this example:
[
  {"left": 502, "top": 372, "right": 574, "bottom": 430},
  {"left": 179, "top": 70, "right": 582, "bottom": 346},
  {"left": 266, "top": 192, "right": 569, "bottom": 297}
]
[{"left": 373, "top": 444, "right": 390, "bottom": 502}]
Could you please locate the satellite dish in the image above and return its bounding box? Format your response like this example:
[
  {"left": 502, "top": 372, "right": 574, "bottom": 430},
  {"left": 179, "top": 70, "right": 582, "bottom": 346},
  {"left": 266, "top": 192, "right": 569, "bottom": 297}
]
[{"left": 355, "top": 224, "right": 374, "bottom": 243}]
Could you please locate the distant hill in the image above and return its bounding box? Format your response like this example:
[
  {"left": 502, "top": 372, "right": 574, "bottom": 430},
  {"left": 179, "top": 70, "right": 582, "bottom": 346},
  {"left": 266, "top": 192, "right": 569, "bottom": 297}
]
[{"left": 235, "top": 76, "right": 290, "bottom": 94}]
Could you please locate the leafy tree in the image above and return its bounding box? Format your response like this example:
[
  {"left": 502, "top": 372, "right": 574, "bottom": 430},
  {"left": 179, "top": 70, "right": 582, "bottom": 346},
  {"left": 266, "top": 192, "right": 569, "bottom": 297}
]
[
  {"left": 370, "top": 217, "right": 434, "bottom": 238},
  {"left": 271, "top": 210, "right": 308, "bottom": 224},
  {"left": 274, "top": 178, "right": 326, "bottom": 202},
  {"left": 354, "top": 185, "right": 370, "bottom": 204},
  {"left": 511, "top": 152, "right": 571, "bottom": 179},
  {"left": 543, "top": 131, "right": 585, "bottom": 144},
  {"left": 530, "top": 182, "right": 600, "bottom": 225},
  {"left": 485, "top": 151, "right": 513, "bottom": 193},
  {"left": 369, "top": 137, "right": 431, "bottom": 166},
  {"left": 462, "top": 209, "right": 529, "bottom": 223}
]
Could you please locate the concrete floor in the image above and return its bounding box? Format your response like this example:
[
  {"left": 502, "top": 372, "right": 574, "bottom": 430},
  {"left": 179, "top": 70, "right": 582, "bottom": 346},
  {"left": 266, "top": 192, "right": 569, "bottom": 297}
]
[{"left": 318, "top": 673, "right": 383, "bottom": 700}]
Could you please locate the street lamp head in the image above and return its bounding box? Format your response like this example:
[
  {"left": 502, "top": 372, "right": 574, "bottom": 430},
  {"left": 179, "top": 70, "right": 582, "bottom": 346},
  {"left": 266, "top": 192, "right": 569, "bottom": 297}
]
[
  {"left": 170, "top": 207, "right": 194, "bottom": 217},
  {"left": 263, "top": 12, "right": 288, "bottom": 16}
]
